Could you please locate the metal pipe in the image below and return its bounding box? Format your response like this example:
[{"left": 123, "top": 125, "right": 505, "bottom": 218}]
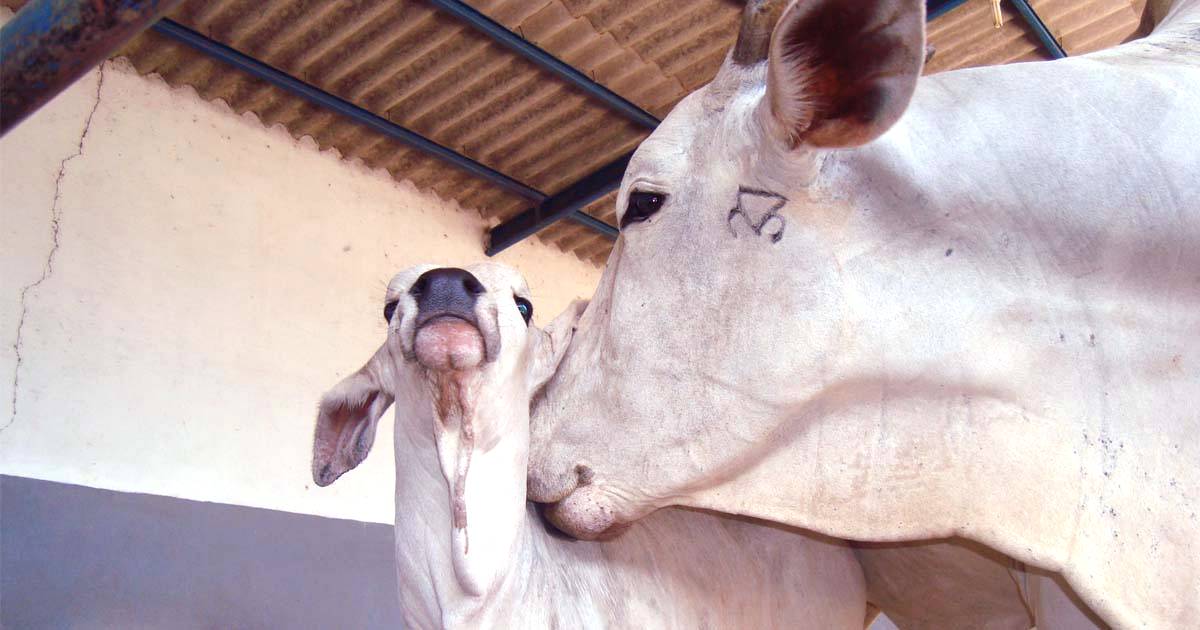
[
  {"left": 151, "top": 18, "right": 547, "bottom": 203},
  {"left": 151, "top": 19, "right": 617, "bottom": 240},
  {"left": 424, "top": 0, "right": 660, "bottom": 130},
  {"left": 567, "top": 211, "right": 619, "bottom": 239},
  {"left": 487, "top": 152, "right": 631, "bottom": 255},
  {"left": 1009, "top": 0, "right": 1068, "bottom": 59},
  {"left": 0, "top": 0, "right": 184, "bottom": 136}
]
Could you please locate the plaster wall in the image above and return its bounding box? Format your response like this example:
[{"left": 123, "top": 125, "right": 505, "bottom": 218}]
[{"left": 0, "top": 53, "right": 602, "bottom": 525}]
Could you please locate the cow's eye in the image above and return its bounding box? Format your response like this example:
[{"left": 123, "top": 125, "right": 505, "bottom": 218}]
[
  {"left": 514, "top": 296, "right": 533, "bottom": 325},
  {"left": 384, "top": 300, "right": 398, "bottom": 324},
  {"left": 621, "top": 191, "right": 666, "bottom": 229}
]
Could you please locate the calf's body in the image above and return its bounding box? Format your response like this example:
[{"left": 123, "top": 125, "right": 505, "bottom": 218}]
[{"left": 313, "top": 263, "right": 865, "bottom": 628}]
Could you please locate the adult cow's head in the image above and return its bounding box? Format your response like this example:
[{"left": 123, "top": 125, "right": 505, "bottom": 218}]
[{"left": 528, "top": 0, "right": 927, "bottom": 539}]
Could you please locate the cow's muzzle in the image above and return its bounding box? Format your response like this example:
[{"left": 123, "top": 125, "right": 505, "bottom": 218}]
[
  {"left": 532, "top": 464, "right": 632, "bottom": 541},
  {"left": 542, "top": 482, "right": 633, "bottom": 541},
  {"left": 408, "top": 267, "right": 499, "bottom": 369}
]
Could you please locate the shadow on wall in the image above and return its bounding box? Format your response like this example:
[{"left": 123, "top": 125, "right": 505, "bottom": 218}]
[
  {"left": 1, "top": 476, "right": 401, "bottom": 629},
  {"left": 1, "top": 476, "right": 905, "bottom": 629}
]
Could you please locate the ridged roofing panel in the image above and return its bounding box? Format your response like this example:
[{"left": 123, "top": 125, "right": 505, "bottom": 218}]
[{"left": 2, "top": 0, "right": 1148, "bottom": 265}]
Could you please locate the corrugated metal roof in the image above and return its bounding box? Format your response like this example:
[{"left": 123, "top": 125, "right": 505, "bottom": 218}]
[{"left": 2, "top": 0, "right": 1150, "bottom": 265}]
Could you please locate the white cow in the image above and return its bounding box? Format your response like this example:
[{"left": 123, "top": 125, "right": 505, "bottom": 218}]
[
  {"left": 527, "top": 0, "right": 1200, "bottom": 627},
  {"left": 310, "top": 263, "right": 866, "bottom": 628}
]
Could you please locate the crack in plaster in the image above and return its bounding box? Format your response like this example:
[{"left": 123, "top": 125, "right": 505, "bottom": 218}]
[{"left": 4, "top": 65, "right": 106, "bottom": 435}]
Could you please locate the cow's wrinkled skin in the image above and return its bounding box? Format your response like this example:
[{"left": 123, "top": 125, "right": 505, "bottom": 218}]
[{"left": 528, "top": 0, "right": 1200, "bottom": 627}]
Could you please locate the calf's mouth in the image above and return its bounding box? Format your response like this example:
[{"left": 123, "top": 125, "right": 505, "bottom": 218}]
[{"left": 414, "top": 316, "right": 486, "bottom": 372}]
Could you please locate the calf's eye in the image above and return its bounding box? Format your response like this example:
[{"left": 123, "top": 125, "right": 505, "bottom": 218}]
[
  {"left": 621, "top": 191, "right": 666, "bottom": 229},
  {"left": 514, "top": 296, "right": 533, "bottom": 325},
  {"left": 384, "top": 300, "right": 398, "bottom": 324}
]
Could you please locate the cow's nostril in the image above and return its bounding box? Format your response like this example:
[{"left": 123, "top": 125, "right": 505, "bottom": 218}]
[
  {"left": 410, "top": 268, "right": 485, "bottom": 321},
  {"left": 410, "top": 276, "right": 428, "bottom": 296},
  {"left": 463, "top": 276, "right": 485, "bottom": 295},
  {"left": 575, "top": 464, "right": 595, "bottom": 486}
]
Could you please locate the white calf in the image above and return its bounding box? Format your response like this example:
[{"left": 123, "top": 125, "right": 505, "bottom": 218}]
[{"left": 311, "top": 262, "right": 865, "bottom": 628}]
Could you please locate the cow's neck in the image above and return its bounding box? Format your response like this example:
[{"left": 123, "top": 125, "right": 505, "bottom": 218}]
[{"left": 392, "top": 372, "right": 538, "bottom": 628}]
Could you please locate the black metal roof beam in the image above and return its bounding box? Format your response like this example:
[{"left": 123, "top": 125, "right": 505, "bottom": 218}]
[
  {"left": 1, "top": 0, "right": 185, "bottom": 137},
  {"left": 425, "top": 0, "right": 667, "bottom": 255},
  {"left": 1009, "top": 0, "right": 1068, "bottom": 59},
  {"left": 566, "top": 209, "right": 620, "bottom": 239},
  {"left": 486, "top": 152, "right": 629, "bottom": 256},
  {"left": 425, "top": 0, "right": 660, "bottom": 131},
  {"left": 486, "top": 0, "right": 976, "bottom": 257},
  {"left": 151, "top": 18, "right": 547, "bottom": 203},
  {"left": 152, "top": 18, "right": 617, "bottom": 244}
]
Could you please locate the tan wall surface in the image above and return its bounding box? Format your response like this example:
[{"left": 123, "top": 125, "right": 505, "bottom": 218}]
[{"left": 0, "top": 52, "right": 601, "bottom": 524}]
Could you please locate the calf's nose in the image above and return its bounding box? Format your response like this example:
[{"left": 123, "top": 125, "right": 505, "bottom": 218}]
[{"left": 411, "top": 267, "right": 486, "bottom": 326}]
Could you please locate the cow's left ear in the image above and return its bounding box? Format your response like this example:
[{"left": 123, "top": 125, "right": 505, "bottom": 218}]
[
  {"left": 763, "top": 0, "right": 925, "bottom": 149},
  {"left": 312, "top": 347, "right": 395, "bottom": 487},
  {"left": 528, "top": 300, "right": 588, "bottom": 394}
]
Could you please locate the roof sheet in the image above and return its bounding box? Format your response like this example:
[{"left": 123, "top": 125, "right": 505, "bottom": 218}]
[{"left": 3, "top": 0, "right": 1149, "bottom": 265}]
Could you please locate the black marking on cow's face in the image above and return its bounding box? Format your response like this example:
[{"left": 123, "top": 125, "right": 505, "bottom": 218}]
[{"left": 727, "top": 186, "right": 787, "bottom": 243}]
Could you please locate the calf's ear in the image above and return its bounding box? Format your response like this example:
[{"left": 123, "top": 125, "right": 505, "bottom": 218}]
[
  {"left": 312, "top": 348, "right": 395, "bottom": 487},
  {"left": 528, "top": 300, "right": 588, "bottom": 394},
  {"left": 764, "top": 0, "right": 925, "bottom": 148}
]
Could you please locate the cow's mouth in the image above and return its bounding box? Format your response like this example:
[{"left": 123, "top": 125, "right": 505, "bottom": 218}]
[{"left": 414, "top": 315, "right": 485, "bottom": 371}]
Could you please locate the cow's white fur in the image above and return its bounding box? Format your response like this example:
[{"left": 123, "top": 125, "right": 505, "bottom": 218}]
[
  {"left": 528, "top": 2, "right": 1200, "bottom": 627},
  {"left": 856, "top": 541, "right": 1107, "bottom": 629},
  {"left": 314, "top": 262, "right": 866, "bottom": 629}
]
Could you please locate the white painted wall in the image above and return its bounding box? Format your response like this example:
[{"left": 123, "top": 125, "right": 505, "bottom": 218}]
[{"left": 0, "top": 54, "right": 601, "bottom": 525}]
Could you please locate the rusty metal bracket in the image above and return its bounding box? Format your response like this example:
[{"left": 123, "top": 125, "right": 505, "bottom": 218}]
[{"left": 1, "top": 0, "right": 184, "bottom": 136}]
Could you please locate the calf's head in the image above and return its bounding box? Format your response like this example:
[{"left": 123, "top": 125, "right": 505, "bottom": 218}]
[
  {"left": 312, "top": 262, "right": 581, "bottom": 598},
  {"left": 528, "top": 0, "right": 926, "bottom": 538}
]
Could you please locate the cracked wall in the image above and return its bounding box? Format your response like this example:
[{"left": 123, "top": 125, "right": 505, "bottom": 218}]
[
  {"left": 6, "top": 62, "right": 106, "bottom": 438},
  {"left": 0, "top": 48, "right": 600, "bottom": 524}
]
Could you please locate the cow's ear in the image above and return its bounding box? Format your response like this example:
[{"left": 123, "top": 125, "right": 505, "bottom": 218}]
[
  {"left": 763, "top": 0, "right": 925, "bottom": 149},
  {"left": 528, "top": 300, "right": 587, "bottom": 394},
  {"left": 312, "top": 349, "right": 395, "bottom": 487}
]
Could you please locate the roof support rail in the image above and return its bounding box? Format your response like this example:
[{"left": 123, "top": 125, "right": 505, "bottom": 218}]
[
  {"left": 153, "top": 18, "right": 618, "bottom": 246},
  {"left": 425, "top": 0, "right": 659, "bottom": 131},
  {"left": 1009, "top": 0, "right": 1068, "bottom": 59},
  {"left": 486, "top": 153, "right": 629, "bottom": 255},
  {"left": 152, "top": 19, "right": 546, "bottom": 202}
]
